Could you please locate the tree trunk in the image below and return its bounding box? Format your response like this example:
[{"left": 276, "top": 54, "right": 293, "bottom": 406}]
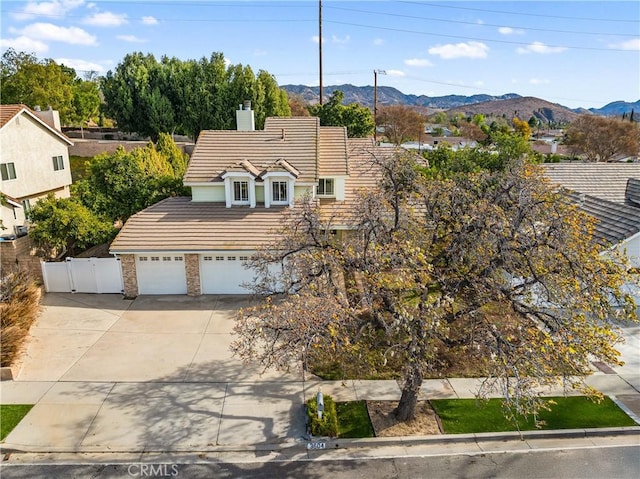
[{"left": 394, "top": 365, "right": 423, "bottom": 422}]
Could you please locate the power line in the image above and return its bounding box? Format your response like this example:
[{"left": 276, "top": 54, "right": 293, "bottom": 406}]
[
  {"left": 326, "top": 5, "right": 638, "bottom": 37},
  {"left": 326, "top": 20, "right": 638, "bottom": 53},
  {"left": 397, "top": 1, "right": 640, "bottom": 23}
]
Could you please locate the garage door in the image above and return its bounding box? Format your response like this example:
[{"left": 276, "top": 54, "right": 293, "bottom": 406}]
[
  {"left": 136, "top": 254, "right": 187, "bottom": 294},
  {"left": 200, "top": 253, "right": 254, "bottom": 294}
]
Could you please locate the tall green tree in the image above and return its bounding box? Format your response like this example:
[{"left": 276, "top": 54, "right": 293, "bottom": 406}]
[
  {"left": 1, "top": 49, "right": 75, "bottom": 122},
  {"left": 307, "top": 90, "right": 374, "bottom": 138},
  {"left": 74, "top": 134, "right": 189, "bottom": 223},
  {"left": 100, "top": 52, "right": 290, "bottom": 141},
  {"left": 28, "top": 195, "right": 115, "bottom": 258},
  {"left": 233, "top": 149, "right": 637, "bottom": 423}
]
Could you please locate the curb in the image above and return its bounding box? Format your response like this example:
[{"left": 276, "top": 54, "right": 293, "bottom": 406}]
[{"left": 3, "top": 427, "right": 639, "bottom": 456}]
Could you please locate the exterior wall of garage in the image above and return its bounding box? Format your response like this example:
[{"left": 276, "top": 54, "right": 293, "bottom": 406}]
[{"left": 185, "top": 254, "right": 201, "bottom": 296}]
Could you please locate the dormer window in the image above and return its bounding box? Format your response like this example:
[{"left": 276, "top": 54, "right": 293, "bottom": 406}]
[
  {"left": 317, "top": 178, "right": 335, "bottom": 197},
  {"left": 271, "top": 181, "right": 288, "bottom": 203},
  {"left": 233, "top": 180, "right": 249, "bottom": 203}
]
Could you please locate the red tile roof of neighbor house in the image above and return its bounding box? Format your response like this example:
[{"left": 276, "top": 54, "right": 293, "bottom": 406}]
[
  {"left": 0, "top": 104, "right": 73, "bottom": 145},
  {"left": 0, "top": 104, "right": 25, "bottom": 128}
]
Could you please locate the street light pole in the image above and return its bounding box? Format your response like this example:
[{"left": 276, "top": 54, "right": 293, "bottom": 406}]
[{"left": 373, "top": 69, "right": 386, "bottom": 143}]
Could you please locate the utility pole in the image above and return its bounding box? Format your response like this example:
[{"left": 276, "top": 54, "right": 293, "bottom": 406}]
[
  {"left": 374, "top": 69, "right": 386, "bottom": 142},
  {"left": 318, "top": 0, "right": 323, "bottom": 105}
]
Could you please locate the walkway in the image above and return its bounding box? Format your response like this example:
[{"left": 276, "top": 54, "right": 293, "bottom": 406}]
[{"left": 0, "top": 294, "right": 638, "bottom": 454}]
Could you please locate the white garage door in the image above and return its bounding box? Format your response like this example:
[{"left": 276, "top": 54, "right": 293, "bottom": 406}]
[
  {"left": 136, "top": 254, "right": 187, "bottom": 294},
  {"left": 200, "top": 253, "right": 254, "bottom": 294}
]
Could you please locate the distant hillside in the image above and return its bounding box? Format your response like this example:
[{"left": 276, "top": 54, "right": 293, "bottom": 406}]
[
  {"left": 282, "top": 84, "right": 639, "bottom": 121},
  {"left": 441, "top": 96, "right": 580, "bottom": 124},
  {"left": 282, "top": 84, "right": 520, "bottom": 109},
  {"left": 589, "top": 100, "right": 640, "bottom": 117}
]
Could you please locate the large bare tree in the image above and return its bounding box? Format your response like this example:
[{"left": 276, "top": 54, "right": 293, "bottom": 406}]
[
  {"left": 233, "top": 147, "right": 637, "bottom": 422},
  {"left": 564, "top": 114, "right": 640, "bottom": 161}
]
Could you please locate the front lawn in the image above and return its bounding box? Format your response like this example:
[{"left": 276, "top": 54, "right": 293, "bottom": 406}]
[
  {"left": 1, "top": 404, "right": 33, "bottom": 440},
  {"left": 336, "top": 401, "right": 375, "bottom": 438},
  {"left": 431, "top": 396, "right": 636, "bottom": 434}
]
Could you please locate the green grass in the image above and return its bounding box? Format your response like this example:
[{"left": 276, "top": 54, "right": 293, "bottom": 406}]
[
  {"left": 431, "top": 396, "right": 637, "bottom": 434},
  {"left": 336, "top": 401, "right": 375, "bottom": 438},
  {"left": 1, "top": 405, "right": 33, "bottom": 441}
]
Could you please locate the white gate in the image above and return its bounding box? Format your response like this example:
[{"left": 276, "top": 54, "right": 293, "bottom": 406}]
[{"left": 41, "top": 257, "right": 124, "bottom": 293}]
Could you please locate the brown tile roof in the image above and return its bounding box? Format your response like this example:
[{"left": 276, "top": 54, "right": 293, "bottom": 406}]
[
  {"left": 185, "top": 117, "right": 321, "bottom": 184},
  {"left": 543, "top": 163, "right": 640, "bottom": 203},
  {"left": 318, "top": 126, "right": 348, "bottom": 176},
  {"left": 109, "top": 197, "right": 287, "bottom": 253},
  {"left": 0, "top": 104, "right": 26, "bottom": 128}
]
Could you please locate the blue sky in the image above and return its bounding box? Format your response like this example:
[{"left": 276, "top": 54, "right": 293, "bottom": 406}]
[{"left": 1, "top": 0, "right": 639, "bottom": 109}]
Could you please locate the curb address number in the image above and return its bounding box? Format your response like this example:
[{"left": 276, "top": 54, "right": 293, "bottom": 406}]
[{"left": 307, "top": 441, "right": 326, "bottom": 450}]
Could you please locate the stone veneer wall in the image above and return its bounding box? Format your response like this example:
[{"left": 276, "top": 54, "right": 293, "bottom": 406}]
[
  {"left": 0, "top": 236, "right": 43, "bottom": 283},
  {"left": 185, "top": 254, "right": 201, "bottom": 296},
  {"left": 119, "top": 254, "right": 139, "bottom": 298}
]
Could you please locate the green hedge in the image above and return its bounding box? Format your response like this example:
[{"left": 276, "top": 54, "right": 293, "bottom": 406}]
[{"left": 307, "top": 394, "right": 339, "bottom": 437}]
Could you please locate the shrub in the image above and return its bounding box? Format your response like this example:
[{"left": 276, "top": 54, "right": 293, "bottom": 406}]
[
  {"left": 307, "top": 394, "right": 339, "bottom": 437},
  {"left": 0, "top": 269, "right": 41, "bottom": 367}
]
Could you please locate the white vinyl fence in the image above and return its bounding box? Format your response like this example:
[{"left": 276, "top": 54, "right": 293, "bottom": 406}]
[{"left": 41, "top": 257, "right": 124, "bottom": 294}]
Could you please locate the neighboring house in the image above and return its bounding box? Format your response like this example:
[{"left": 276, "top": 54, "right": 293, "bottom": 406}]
[
  {"left": 543, "top": 163, "right": 640, "bottom": 267},
  {"left": 110, "top": 105, "right": 392, "bottom": 296},
  {"left": 0, "top": 104, "right": 73, "bottom": 237}
]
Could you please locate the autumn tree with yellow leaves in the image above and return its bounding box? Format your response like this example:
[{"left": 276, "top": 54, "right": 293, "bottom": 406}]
[{"left": 232, "top": 146, "right": 637, "bottom": 423}]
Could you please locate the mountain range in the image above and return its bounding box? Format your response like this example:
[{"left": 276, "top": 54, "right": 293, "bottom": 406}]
[{"left": 281, "top": 84, "right": 639, "bottom": 120}]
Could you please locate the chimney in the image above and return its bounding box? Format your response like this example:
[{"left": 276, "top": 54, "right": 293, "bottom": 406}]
[
  {"left": 33, "top": 106, "right": 61, "bottom": 131},
  {"left": 236, "top": 101, "right": 255, "bottom": 131}
]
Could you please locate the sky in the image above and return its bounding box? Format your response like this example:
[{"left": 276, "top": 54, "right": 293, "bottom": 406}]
[{"left": 1, "top": 0, "right": 639, "bottom": 109}]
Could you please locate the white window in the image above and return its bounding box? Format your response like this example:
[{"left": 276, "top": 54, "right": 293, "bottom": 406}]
[
  {"left": 233, "top": 180, "right": 249, "bottom": 203},
  {"left": 1, "top": 162, "right": 16, "bottom": 181},
  {"left": 163, "top": 256, "right": 172, "bottom": 261},
  {"left": 204, "top": 256, "right": 213, "bottom": 261},
  {"left": 151, "top": 256, "right": 160, "bottom": 261},
  {"left": 272, "top": 181, "right": 288, "bottom": 202},
  {"left": 317, "top": 178, "right": 335, "bottom": 196},
  {"left": 215, "top": 256, "right": 224, "bottom": 261},
  {"left": 227, "top": 256, "right": 237, "bottom": 261},
  {"left": 52, "top": 155, "right": 64, "bottom": 171},
  {"left": 22, "top": 199, "right": 31, "bottom": 216},
  {"left": 174, "top": 256, "right": 183, "bottom": 261},
  {"left": 139, "top": 257, "right": 148, "bottom": 261},
  {"left": 239, "top": 256, "right": 249, "bottom": 261}
]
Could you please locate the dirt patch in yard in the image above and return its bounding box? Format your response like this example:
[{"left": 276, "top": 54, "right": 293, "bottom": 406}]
[{"left": 366, "top": 400, "right": 441, "bottom": 437}]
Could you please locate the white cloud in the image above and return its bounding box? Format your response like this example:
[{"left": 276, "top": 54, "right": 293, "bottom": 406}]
[
  {"left": 84, "top": 11, "right": 128, "bottom": 27},
  {"left": 404, "top": 58, "right": 434, "bottom": 67},
  {"left": 529, "top": 78, "right": 550, "bottom": 85},
  {"left": 516, "top": 41, "right": 566, "bottom": 54},
  {"left": 609, "top": 38, "right": 640, "bottom": 51},
  {"left": 498, "top": 26, "right": 525, "bottom": 35},
  {"left": 373, "top": 38, "right": 384, "bottom": 46},
  {"left": 253, "top": 49, "right": 267, "bottom": 56},
  {"left": 386, "top": 70, "right": 405, "bottom": 77},
  {"left": 116, "top": 34, "right": 146, "bottom": 43},
  {"left": 0, "top": 36, "right": 49, "bottom": 53},
  {"left": 19, "top": 22, "right": 97, "bottom": 45},
  {"left": 55, "top": 57, "right": 105, "bottom": 73},
  {"left": 428, "top": 41, "right": 489, "bottom": 59},
  {"left": 332, "top": 35, "right": 350, "bottom": 44},
  {"left": 142, "top": 16, "right": 158, "bottom": 25},
  {"left": 311, "top": 35, "right": 323, "bottom": 44},
  {"left": 474, "top": 80, "right": 484, "bottom": 86},
  {"left": 12, "top": 0, "right": 85, "bottom": 20}
]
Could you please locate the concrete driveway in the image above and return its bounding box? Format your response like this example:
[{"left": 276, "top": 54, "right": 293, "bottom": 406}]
[{"left": 1, "top": 293, "right": 309, "bottom": 451}]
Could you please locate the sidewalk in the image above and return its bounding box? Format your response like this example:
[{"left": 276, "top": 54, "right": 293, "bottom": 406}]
[{"left": 1, "top": 293, "right": 638, "bottom": 458}]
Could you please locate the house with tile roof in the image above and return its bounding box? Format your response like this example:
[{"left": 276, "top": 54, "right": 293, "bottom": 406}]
[
  {"left": 543, "top": 163, "right": 640, "bottom": 268},
  {"left": 110, "top": 105, "right": 393, "bottom": 297},
  {"left": 0, "top": 104, "right": 73, "bottom": 238}
]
